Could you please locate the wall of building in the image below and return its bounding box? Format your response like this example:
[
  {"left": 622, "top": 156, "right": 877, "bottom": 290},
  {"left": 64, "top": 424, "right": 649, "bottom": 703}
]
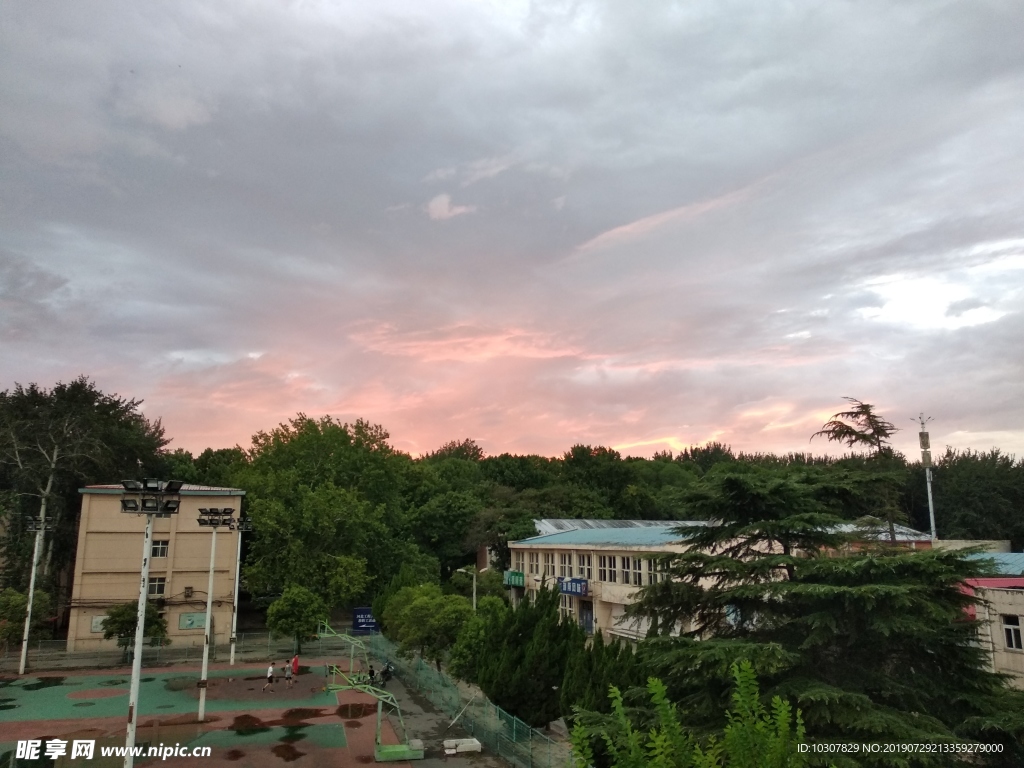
[
  {"left": 977, "top": 587, "right": 1024, "bottom": 690},
  {"left": 67, "top": 491, "right": 241, "bottom": 652}
]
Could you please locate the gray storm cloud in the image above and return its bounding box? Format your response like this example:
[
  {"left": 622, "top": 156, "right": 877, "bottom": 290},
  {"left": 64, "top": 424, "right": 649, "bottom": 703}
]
[{"left": 1, "top": 0, "right": 1022, "bottom": 457}]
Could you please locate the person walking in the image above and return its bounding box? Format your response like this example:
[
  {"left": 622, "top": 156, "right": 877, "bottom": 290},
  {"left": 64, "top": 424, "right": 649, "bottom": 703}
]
[
  {"left": 291, "top": 654, "right": 299, "bottom": 679},
  {"left": 263, "top": 662, "right": 275, "bottom": 692},
  {"left": 284, "top": 660, "right": 293, "bottom": 687}
]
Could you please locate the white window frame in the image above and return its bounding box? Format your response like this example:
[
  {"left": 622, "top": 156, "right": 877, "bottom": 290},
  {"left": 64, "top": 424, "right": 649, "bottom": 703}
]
[
  {"left": 607, "top": 555, "right": 617, "bottom": 583},
  {"left": 632, "top": 558, "right": 643, "bottom": 586},
  {"left": 621, "top": 557, "right": 631, "bottom": 584},
  {"left": 514, "top": 551, "right": 525, "bottom": 573},
  {"left": 151, "top": 540, "right": 169, "bottom": 558},
  {"left": 577, "top": 554, "right": 592, "bottom": 580},
  {"left": 542, "top": 552, "right": 555, "bottom": 577},
  {"left": 148, "top": 577, "right": 166, "bottom": 597},
  {"left": 559, "top": 553, "right": 572, "bottom": 578},
  {"left": 528, "top": 552, "right": 539, "bottom": 575},
  {"left": 1004, "top": 615, "right": 1023, "bottom": 650},
  {"left": 646, "top": 558, "right": 657, "bottom": 585}
]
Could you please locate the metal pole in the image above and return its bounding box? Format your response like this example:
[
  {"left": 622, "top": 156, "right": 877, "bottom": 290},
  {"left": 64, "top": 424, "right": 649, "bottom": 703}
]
[
  {"left": 926, "top": 467, "right": 938, "bottom": 541},
  {"left": 18, "top": 520, "right": 46, "bottom": 676},
  {"left": 125, "top": 513, "right": 155, "bottom": 768},
  {"left": 229, "top": 525, "right": 242, "bottom": 665},
  {"left": 198, "top": 525, "right": 217, "bottom": 722},
  {"left": 472, "top": 570, "right": 477, "bottom": 612}
]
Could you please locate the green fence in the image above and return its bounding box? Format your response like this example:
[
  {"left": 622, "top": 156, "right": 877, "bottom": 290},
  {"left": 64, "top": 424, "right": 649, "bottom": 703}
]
[{"left": 366, "top": 634, "right": 574, "bottom": 768}]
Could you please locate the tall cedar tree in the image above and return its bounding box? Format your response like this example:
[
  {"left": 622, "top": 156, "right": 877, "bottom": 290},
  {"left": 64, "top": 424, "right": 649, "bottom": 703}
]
[
  {"left": 561, "top": 631, "right": 645, "bottom": 721},
  {"left": 477, "top": 585, "right": 584, "bottom": 727},
  {"left": 628, "top": 467, "right": 1024, "bottom": 767}
]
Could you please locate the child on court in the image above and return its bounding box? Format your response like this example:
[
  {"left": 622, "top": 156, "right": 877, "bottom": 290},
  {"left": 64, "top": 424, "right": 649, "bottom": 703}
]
[
  {"left": 284, "top": 660, "right": 293, "bottom": 686},
  {"left": 263, "top": 662, "right": 275, "bottom": 692}
]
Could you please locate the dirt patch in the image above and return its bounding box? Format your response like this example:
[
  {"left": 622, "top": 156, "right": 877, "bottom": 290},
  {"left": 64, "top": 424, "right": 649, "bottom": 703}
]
[
  {"left": 97, "top": 679, "right": 127, "bottom": 687},
  {"left": 271, "top": 743, "right": 305, "bottom": 762},
  {"left": 67, "top": 688, "right": 127, "bottom": 700},
  {"left": 356, "top": 757, "right": 374, "bottom": 764},
  {"left": 346, "top": 720, "right": 363, "bottom": 728},
  {"left": 225, "top": 750, "right": 245, "bottom": 761},
  {"left": 336, "top": 703, "right": 376, "bottom": 719}
]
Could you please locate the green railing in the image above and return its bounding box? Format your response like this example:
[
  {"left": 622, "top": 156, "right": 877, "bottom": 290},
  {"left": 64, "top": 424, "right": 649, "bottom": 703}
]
[{"left": 366, "top": 634, "right": 573, "bottom": 768}]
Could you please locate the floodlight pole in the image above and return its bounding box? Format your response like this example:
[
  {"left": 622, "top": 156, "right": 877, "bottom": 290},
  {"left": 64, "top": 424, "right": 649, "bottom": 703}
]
[
  {"left": 125, "top": 512, "right": 155, "bottom": 768},
  {"left": 229, "top": 518, "right": 250, "bottom": 666},
  {"left": 198, "top": 525, "right": 217, "bottom": 722},
  {"left": 18, "top": 511, "right": 48, "bottom": 676},
  {"left": 916, "top": 414, "right": 938, "bottom": 542}
]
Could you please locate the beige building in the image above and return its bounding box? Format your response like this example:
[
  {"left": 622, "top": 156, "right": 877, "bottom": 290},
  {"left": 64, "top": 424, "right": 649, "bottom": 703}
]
[
  {"left": 977, "top": 587, "right": 1024, "bottom": 689},
  {"left": 67, "top": 484, "right": 245, "bottom": 651},
  {"left": 504, "top": 519, "right": 974, "bottom": 643}
]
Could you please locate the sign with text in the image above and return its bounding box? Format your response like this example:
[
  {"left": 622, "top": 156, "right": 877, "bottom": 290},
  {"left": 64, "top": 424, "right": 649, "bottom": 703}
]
[
  {"left": 559, "top": 578, "right": 589, "bottom": 597},
  {"left": 503, "top": 570, "right": 525, "bottom": 588},
  {"left": 352, "top": 606, "right": 378, "bottom": 634}
]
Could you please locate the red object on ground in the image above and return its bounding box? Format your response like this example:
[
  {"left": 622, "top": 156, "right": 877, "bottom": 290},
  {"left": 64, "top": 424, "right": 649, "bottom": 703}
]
[{"left": 292, "top": 655, "right": 299, "bottom": 675}]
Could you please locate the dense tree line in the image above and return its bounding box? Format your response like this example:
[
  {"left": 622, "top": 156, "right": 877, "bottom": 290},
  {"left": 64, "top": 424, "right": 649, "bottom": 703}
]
[{"left": 3, "top": 380, "right": 1024, "bottom": 640}]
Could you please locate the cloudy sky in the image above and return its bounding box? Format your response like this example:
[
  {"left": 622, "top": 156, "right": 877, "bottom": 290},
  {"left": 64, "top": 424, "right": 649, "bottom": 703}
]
[{"left": 2, "top": 1, "right": 1023, "bottom": 459}]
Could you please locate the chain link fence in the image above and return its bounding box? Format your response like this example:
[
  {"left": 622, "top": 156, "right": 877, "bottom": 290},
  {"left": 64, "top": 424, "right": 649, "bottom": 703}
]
[
  {"left": 365, "top": 634, "right": 574, "bottom": 768},
  {"left": 0, "top": 630, "right": 357, "bottom": 673}
]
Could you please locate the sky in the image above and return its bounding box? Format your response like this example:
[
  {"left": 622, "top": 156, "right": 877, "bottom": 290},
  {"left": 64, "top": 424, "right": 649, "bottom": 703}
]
[{"left": 2, "top": 1, "right": 1023, "bottom": 460}]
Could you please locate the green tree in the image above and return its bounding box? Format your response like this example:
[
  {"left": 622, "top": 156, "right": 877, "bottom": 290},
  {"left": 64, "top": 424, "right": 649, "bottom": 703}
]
[
  {"left": 476, "top": 586, "right": 583, "bottom": 727},
  {"left": 424, "top": 439, "right": 485, "bottom": 462},
  {"left": 812, "top": 397, "right": 898, "bottom": 455},
  {"left": 409, "top": 491, "right": 482, "bottom": 578},
  {"left": 102, "top": 601, "right": 169, "bottom": 659},
  {"left": 571, "top": 662, "right": 807, "bottom": 768},
  {"left": 381, "top": 583, "right": 473, "bottom": 669},
  {"left": 0, "top": 378, "right": 167, "bottom": 611},
  {"left": 266, "top": 585, "right": 327, "bottom": 652},
  {"left": 0, "top": 588, "right": 54, "bottom": 644},
  {"left": 244, "top": 484, "right": 377, "bottom": 605},
  {"left": 448, "top": 595, "right": 508, "bottom": 682},
  {"left": 629, "top": 467, "right": 1024, "bottom": 766}
]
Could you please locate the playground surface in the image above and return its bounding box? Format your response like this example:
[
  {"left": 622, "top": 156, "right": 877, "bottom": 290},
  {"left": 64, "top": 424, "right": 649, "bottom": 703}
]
[{"left": 0, "top": 657, "right": 503, "bottom": 768}]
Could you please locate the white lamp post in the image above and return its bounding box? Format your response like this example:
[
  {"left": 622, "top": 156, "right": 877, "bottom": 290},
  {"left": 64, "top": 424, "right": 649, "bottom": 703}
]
[
  {"left": 456, "top": 567, "right": 487, "bottom": 611},
  {"left": 197, "top": 507, "right": 235, "bottom": 721},
  {"left": 229, "top": 517, "right": 252, "bottom": 666},
  {"left": 120, "top": 479, "right": 182, "bottom": 768}
]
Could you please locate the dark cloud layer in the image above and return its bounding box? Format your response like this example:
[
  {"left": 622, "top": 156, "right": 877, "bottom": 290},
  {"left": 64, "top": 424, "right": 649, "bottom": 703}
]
[{"left": 1, "top": 0, "right": 1023, "bottom": 458}]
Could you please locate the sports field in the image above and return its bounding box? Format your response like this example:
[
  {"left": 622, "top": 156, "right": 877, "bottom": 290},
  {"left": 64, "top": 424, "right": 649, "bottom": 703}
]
[{"left": 0, "top": 659, "right": 413, "bottom": 768}]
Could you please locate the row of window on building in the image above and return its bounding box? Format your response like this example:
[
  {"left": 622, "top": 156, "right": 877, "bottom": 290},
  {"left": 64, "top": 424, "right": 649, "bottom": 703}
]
[{"left": 513, "top": 551, "right": 669, "bottom": 586}]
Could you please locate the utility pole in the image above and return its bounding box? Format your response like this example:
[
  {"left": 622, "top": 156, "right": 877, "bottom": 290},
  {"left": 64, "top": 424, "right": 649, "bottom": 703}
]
[{"left": 916, "top": 414, "right": 938, "bottom": 541}]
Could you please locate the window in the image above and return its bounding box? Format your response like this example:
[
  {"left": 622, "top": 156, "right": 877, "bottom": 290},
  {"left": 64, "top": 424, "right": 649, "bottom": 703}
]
[
  {"left": 632, "top": 558, "right": 643, "bottom": 586},
  {"left": 560, "top": 594, "right": 574, "bottom": 618},
  {"left": 577, "top": 554, "right": 592, "bottom": 580},
  {"left": 621, "top": 557, "right": 631, "bottom": 585},
  {"left": 542, "top": 552, "right": 555, "bottom": 577},
  {"left": 646, "top": 559, "right": 657, "bottom": 585},
  {"left": 607, "top": 556, "right": 617, "bottom": 583},
  {"left": 514, "top": 551, "right": 525, "bottom": 573},
  {"left": 151, "top": 540, "right": 169, "bottom": 558},
  {"left": 559, "top": 553, "right": 573, "bottom": 578},
  {"left": 598, "top": 556, "right": 608, "bottom": 582},
  {"left": 1004, "top": 615, "right": 1023, "bottom": 650},
  {"left": 528, "top": 552, "right": 539, "bottom": 575},
  {"left": 148, "top": 577, "right": 166, "bottom": 597}
]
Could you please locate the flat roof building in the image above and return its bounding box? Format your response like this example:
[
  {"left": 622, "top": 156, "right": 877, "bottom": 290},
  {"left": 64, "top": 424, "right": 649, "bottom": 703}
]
[
  {"left": 67, "top": 484, "right": 245, "bottom": 652},
  {"left": 505, "top": 519, "right": 935, "bottom": 642}
]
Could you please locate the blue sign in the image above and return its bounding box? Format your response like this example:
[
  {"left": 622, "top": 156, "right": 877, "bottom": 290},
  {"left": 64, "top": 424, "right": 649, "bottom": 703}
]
[
  {"left": 352, "top": 606, "right": 378, "bottom": 634},
  {"left": 558, "top": 578, "right": 589, "bottom": 597}
]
